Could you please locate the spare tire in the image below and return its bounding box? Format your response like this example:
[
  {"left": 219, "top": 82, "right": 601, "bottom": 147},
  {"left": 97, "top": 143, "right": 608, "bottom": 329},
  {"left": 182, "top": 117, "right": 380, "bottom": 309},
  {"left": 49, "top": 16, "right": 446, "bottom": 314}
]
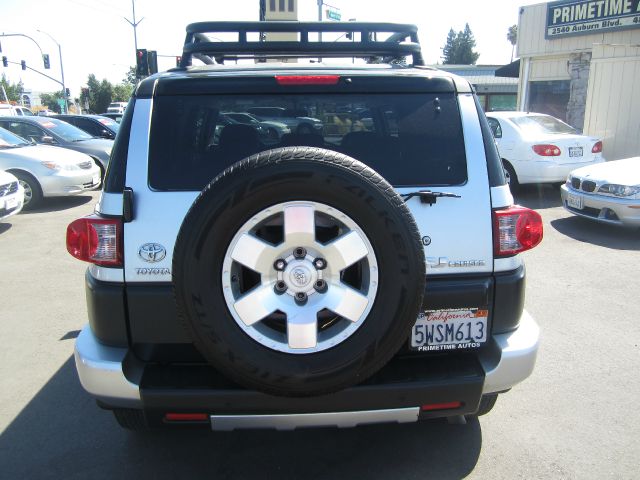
[{"left": 173, "top": 147, "right": 425, "bottom": 397}]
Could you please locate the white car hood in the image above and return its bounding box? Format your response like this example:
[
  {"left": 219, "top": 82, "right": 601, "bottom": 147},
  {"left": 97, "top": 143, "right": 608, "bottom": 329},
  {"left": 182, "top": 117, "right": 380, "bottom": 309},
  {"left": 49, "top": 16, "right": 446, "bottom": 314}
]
[
  {"left": 571, "top": 157, "right": 640, "bottom": 185},
  {"left": 0, "top": 144, "right": 93, "bottom": 165},
  {"left": 0, "top": 169, "right": 18, "bottom": 184}
]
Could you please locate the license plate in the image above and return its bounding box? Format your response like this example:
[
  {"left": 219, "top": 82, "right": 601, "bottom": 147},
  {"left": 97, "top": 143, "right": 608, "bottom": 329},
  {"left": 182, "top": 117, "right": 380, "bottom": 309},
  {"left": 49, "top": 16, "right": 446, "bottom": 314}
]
[
  {"left": 567, "top": 193, "right": 583, "bottom": 209},
  {"left": 569, "top": 147, "right": 583, "bottom": 157},
  {"left": 92, "top": 174, "right": 100, "bottom": 185},
  {"left": 411, "top": 308, "right": 488, "bottom": 352},
  {"left": 5, "top": 197, "right": 18, "bottom": 209}
]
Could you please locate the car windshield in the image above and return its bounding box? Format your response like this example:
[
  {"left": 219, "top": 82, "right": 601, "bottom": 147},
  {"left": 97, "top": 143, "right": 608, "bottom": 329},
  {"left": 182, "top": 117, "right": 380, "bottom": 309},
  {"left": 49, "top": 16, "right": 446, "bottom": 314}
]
[
  {"left": 511, "top": 115, "right": 577, "bottom": 135},
  {"left": 35, "top": 118, "right": 95, "bottom": 141},
  {"left": 0, "top": 127, "right": 31, "bottom": 148},
  {"left": 98, "top": 118, "right": 120, "bottom": 132},
  {"left": 225, "top": 113, "right": 260, "bottom": 125}
]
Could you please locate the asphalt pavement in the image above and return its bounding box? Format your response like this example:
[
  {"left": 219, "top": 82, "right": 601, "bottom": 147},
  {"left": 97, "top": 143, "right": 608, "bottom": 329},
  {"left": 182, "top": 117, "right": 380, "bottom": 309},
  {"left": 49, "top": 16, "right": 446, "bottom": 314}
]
[{"left": 0, "top": 185, "right": 638, "bottom": 479}]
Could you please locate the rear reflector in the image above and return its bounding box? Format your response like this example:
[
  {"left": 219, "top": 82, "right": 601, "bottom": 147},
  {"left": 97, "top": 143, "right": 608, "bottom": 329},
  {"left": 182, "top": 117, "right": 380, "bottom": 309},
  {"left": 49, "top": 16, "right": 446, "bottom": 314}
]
[
  {"left": 165, "top": 413, "right": 209, "bottom": 422},
  {"left": 275, "top": 75, "right": 340, "bottom": 85},
  {"left": 532, "top": 144, "right": 561, "bottom": 156},
  {"left": 592, "top": 141, "right": 603, "bottom": 153},
  {"left": 421, "top": 401, "right": 463, "bottom": 411},
  {"left": 66, "top": 216, "right": 122, "bottom": 266},
  {"left": 493, "top": 206, "right": 543, "bottom": 256}
]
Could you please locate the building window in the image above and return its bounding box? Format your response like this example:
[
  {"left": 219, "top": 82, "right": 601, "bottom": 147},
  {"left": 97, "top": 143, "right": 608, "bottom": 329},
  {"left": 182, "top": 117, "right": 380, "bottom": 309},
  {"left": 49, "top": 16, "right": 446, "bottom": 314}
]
[
  {"left": 288, "top": 0, "right": 294, "bottom": 11},
  {"left": 279, "top": 0, "right": 285, "bottom": 11},
  {"left": 269, "top": 0, "right": 275, "bottom": 11},
  {"left": 528, "top": 81, "right": 570, "bottom": 122}
]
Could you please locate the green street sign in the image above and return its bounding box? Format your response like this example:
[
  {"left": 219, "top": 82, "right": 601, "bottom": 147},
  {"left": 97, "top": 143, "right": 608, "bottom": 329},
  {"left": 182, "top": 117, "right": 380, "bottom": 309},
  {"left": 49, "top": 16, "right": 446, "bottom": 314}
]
[{"left": 326, "top": 9, "right": 341, "bottom": 21}]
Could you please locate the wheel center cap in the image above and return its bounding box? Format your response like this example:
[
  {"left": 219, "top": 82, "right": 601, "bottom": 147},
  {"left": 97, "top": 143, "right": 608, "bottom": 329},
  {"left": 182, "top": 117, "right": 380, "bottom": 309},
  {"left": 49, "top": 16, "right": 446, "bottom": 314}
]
[{"left": 284, "top": 261, "right": 317, "bottom": 292}]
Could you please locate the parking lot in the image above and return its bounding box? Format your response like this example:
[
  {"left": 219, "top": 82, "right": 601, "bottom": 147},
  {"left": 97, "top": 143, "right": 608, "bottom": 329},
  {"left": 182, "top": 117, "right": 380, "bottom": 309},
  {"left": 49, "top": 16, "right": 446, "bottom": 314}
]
[{"left": 0, "top": 185, "right": 639, "bottom": 479}]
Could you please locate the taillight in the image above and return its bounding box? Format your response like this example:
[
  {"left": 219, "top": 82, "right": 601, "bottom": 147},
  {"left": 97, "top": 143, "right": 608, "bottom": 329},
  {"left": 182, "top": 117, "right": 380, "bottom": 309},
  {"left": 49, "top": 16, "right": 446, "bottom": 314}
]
[
  {"left": 592, "top": 141, "right": 603, "bottom": 153},
  {"left": 532, "top": 144, "right": 561, "bottom": 156},
  {"left": 66, "top": 216, "right": 122, "bottom": 266},
  {"left": 493, "top": 206, "right": 543, "bottom": 256},
  {"left": 275, "top": 75, "right": 340, "bottom": 85}
]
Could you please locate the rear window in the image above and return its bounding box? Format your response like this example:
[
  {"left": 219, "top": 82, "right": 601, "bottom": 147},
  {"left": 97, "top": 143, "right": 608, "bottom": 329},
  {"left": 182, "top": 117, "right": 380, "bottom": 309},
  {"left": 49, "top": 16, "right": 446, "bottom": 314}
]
[
  {"left": 511, "top": 115, "right": 576, "bottom": 135},
  {"left": 149, "top": 93, "right": 467, "bottom": 190}
]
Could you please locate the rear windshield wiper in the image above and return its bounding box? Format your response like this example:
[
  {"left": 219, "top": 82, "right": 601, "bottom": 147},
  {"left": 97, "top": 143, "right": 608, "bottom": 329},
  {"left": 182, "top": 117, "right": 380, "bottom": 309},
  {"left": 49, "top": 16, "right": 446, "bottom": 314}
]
[{"left": 401, "top": 190, "right": 461, "bottom": 206}]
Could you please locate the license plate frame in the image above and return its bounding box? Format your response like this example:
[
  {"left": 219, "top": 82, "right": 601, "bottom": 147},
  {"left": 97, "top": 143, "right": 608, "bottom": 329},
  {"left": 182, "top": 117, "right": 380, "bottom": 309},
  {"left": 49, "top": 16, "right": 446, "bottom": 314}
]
[
  {"left": 410, "top": 308, "right": 488, "bottom": 352},
  {"left": 567, "top": 193, "right": 583, "bottom": 209},
  {"left": 5, "top": 197, "right": 18, "bottom": 210},
  {"left": 569, "top": 147, "right": 583, "bottom": 158}
]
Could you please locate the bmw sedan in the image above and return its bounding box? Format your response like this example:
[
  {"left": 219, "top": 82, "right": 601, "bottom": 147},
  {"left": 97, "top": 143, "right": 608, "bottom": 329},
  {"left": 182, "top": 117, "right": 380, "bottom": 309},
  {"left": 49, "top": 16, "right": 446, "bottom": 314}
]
[
  {"left": 0, "top": 169, "right": 24, "bottom": 220},
  {"left": 486, "top": 112, "right": 604, "bottom": 190},
  {"left": 0, "top": 127, "right": 101, "bottom": 209},
  {"left": 561, "top": 157, "right": 640, "bottom": 228},
  {"left": 0, "top": 116, "right": 113, "bottom": 177}
]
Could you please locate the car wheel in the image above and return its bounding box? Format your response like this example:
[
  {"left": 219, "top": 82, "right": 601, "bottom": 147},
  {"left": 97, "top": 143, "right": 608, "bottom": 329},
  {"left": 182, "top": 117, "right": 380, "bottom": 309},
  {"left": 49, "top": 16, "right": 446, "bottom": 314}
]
[
  {"left": 11, "top": 171, "right": 43, "bottom": 210},
  {"left": 297, "top": 123, "right": 313, "bottom": 135},
  {"left": 113, "top": 408, "right": 148, "bottom": 430},
  {"left": 173, "top": 147, "right": 426, "bottom": 397},
  {"left": 503, "top": 161, "right": 520, "bottom": 192}
]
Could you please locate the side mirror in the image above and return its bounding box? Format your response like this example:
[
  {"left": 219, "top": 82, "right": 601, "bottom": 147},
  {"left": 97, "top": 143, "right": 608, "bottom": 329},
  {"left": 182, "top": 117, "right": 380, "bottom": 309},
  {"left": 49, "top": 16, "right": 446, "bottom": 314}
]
[
  {"left": 42, "top": 136, "right": 56, "bottom": 144},
  {"left": 100, "top": 129, "right": 113, "bottom": 139}
]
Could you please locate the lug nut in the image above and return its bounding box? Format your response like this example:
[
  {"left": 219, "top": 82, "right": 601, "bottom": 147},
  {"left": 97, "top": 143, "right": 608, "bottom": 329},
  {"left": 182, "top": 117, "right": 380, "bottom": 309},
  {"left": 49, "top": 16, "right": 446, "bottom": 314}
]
[
  {"left": 274, "top": 281, "right": 288, "bottom": 294},
  {"left": 313, "top": 258, "right": 327, "bottom": 270},
  {"left": 274, "top": 259, "right": 287, "bottom": 271},
  {"left": 314, "top": 279, "right": 327, "bottom": 293},
  {"left": 293, "top": 247, "right": 307, "bottom": 259},
  {"left": 294, "top": 291, "right": 308, "bottom": 304}
]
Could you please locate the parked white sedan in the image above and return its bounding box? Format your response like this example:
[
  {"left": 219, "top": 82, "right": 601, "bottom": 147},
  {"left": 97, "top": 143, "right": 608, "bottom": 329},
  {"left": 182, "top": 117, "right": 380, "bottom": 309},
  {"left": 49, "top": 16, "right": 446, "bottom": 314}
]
[
  {"left": 0, "top": 127, "right": 101, "bottom": 210},
  {"left": 486, "top": 112, "right": 604, "bottom": 189},
  {"left": 0, "top": 169, "right": 24, "bottom": 220},
  {"left": 561, "top": 157, "right": 640, "bottom": 227}
]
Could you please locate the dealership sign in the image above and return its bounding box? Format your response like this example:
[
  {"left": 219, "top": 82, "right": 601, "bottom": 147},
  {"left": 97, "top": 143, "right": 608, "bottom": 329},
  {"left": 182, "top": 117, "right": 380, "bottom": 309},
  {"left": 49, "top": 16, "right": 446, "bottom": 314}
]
[{"left": 546, "top": 0, "right": 640, "bottom": 38}]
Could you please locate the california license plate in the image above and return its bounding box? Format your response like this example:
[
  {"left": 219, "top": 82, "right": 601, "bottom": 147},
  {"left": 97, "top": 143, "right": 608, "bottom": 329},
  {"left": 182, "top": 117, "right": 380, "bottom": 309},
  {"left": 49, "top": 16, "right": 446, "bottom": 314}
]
[
  {"left": 411, "top": 308, "right": 488, "bottom": 352},
  {"left": 567, "top": 193, "right": 583, "bottom": 209},
  {"left": 569, "top": 147, "right": 583, "bottom": 157},
  {"left": 93, "top": 174, "right": 100, "bottom": 185}
]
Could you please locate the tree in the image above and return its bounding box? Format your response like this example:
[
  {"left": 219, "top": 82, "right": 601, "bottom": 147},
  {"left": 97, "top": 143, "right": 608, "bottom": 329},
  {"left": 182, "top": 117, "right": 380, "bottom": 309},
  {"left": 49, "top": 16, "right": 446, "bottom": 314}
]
[
  {"left": 39, "top": 91, "right": 64, "bottom": 113},
  {"left": 441, "top": 23, "right": 480, "bottom": 65},
  {"left": 113, "top": 83, "right": 134, "bottom": 102},
  {"left": 0, "top": 74, "right": 24, "bottom": 103},
  {"left": 124, "top": 66, "right": 137, "bottom": 87},
  {"left": 507, "top": 25, "right": 518, "bottom": 62}
]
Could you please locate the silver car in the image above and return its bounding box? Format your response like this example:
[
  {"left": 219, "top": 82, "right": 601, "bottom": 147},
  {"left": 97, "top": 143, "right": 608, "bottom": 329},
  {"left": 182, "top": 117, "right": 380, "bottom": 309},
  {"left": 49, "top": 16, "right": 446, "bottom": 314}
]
[
  {"left": 561, "top": 157, "right": 640, "bottom": 227},
  {"left": 0, "top": 127, "right": 101, "bottom": 209}
]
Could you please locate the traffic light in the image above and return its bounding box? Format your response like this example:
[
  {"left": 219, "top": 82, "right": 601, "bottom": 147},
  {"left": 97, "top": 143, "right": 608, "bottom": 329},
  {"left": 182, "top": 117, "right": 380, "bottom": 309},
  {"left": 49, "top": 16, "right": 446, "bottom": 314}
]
[
  {"left": 21, "top": 60, "right": 26, "bottom": 70},
  {"left": 136, "top": 48, "right": 148, "bottom": 77},
  {"left": 2, "top": 56, "right": 7, "bottom": 68},
  {"left": 65, "top": 88, "right": 70, "bottom": 98},
  {"left": 147, "top": 50, "right": 158, "bottom": 75},
  {"left": 43, "top": 54, "right": 50, "bottom": 69},
  {"left": 176, "top": 56, "right": 182, "bottom": 67}
]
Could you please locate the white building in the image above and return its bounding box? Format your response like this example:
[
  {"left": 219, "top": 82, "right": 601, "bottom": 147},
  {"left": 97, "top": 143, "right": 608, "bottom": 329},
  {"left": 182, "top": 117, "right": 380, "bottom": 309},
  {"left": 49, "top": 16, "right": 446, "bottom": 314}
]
[{"left": 517, "top": 1, "right": 640, "bottom": 160}]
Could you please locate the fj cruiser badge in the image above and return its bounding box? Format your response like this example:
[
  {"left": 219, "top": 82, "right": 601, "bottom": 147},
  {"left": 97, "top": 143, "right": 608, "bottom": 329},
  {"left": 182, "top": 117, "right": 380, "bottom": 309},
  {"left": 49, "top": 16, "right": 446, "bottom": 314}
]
[{"left": 138, "top": 243, "right": 166, "bottom": 263}]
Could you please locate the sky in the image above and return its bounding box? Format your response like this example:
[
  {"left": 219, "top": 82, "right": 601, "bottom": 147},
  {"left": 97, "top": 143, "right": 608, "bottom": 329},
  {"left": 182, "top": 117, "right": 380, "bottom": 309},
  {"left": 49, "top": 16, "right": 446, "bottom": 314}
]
[{"left": 1, "top": 0, "right": 541, "bottom": 98}]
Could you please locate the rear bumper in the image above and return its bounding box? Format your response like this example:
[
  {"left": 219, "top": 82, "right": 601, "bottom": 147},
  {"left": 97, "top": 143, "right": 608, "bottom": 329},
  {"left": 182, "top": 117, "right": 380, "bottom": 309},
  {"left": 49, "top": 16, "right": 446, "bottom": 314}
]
[
  {"left": 518, "top": 158, "right": 602, "bottom": 184},
  {"left": 74, "top": 311, "right": 539, "bottom": 427}
]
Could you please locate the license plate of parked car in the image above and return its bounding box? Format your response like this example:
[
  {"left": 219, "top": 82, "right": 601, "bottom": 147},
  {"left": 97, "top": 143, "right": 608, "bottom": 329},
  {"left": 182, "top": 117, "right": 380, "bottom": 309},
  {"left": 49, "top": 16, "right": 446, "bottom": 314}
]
[
  {"left": 410, "top": 308, "right": 488, "bottom": 351},
  {"left": 567, "top": 193, "right": 583, "bottom": 209},
  {"left": 5, "top": 197, "right": 18, "bottom": 210},
  {"left": 569, "top": 147, "right": 583, "bottom": 157}
]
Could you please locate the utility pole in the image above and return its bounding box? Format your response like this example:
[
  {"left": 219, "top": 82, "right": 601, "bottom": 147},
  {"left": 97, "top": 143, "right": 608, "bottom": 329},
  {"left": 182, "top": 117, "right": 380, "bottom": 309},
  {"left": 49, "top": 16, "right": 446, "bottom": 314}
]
[
  {"left": 124, "top": 0, "right": 144, "bottom": 77},
  {"left": 37, "top": 30, "right": 67, "bottom": 114}
]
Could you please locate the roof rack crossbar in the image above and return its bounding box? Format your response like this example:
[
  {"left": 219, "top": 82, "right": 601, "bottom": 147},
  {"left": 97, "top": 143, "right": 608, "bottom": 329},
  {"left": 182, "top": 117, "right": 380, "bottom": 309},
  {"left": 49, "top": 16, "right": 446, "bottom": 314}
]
[{"left": 180, "top": 21, "right": 424, "bottom": 67}]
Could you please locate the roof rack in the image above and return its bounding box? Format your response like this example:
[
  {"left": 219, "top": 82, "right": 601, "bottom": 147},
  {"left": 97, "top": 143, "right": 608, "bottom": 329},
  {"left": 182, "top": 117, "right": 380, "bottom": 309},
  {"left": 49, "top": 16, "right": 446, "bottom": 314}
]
[{"left": 179, "top": 21, "right": 424, "bottom": 67}]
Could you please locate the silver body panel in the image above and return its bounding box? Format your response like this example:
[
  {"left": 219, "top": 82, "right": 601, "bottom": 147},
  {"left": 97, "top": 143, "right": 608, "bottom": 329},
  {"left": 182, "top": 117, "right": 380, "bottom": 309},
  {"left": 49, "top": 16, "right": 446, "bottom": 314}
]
[{"left": 210, "top": 408, "right": 419, "bottom": 431}]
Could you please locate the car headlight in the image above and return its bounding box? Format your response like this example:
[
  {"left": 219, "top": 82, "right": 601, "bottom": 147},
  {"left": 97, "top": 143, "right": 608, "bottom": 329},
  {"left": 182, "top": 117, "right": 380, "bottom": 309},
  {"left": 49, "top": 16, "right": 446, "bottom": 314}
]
[
  {"left": 41, "top": 161, "right": 61, "bottom": 171},
  {"left": 598, "top": 184, "right": 640, "bottom": 197}
]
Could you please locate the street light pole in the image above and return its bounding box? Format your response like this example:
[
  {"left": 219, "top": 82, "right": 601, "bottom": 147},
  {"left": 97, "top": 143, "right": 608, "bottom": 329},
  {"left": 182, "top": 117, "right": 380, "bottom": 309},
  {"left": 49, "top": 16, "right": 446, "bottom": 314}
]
[
  {"left": 124, "top": 0, "right": 144, "bottom": 77},
  {"left": 37, "top": 30, "right": 67, "bottom": 113}
]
